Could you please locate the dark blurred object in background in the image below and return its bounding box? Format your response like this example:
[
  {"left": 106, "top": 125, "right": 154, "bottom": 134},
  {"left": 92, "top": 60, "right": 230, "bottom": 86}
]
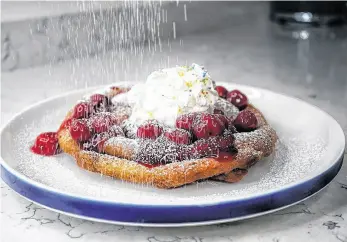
[{"left": 270, "top": 1, "right": 347, "bottom": 27}]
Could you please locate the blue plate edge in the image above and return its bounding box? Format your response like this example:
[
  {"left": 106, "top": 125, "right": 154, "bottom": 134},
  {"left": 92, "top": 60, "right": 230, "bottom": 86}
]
[{"left": 0, "top": 153, "right": 343, "bottom": 224}]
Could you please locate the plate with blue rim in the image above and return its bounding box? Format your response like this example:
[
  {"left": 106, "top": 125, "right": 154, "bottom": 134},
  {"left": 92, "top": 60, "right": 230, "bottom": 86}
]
[{"left": 1, "top": 82, "right": 345, "bottom": 227}]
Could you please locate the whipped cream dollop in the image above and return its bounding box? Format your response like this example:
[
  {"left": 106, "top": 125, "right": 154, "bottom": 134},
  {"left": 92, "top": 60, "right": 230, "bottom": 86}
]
[{"left": 114, "top": 63, "right": 218, "bottom": 127}]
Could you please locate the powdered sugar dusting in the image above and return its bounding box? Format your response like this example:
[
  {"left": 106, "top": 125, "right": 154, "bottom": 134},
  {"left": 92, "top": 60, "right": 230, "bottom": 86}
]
[
  {"left": 3, "top": 84, "right": 332, "bottom": 205},
  {"left": 11, "top": 110, "right": 327, "bottom": 204},
  {"left": 214, "top": 98, "right": 239, "bottom": 120}
]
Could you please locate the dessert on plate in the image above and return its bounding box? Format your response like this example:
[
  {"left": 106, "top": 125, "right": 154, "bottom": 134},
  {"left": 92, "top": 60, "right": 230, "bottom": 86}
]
[{"left": 31, "top": 64, "right": 277, "bottom": 188}]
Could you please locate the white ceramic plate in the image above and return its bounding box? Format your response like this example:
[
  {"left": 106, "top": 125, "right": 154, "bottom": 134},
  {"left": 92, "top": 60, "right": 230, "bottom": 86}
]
[{"left": 1, "top": 83, "right": 345, "bottom": 227}]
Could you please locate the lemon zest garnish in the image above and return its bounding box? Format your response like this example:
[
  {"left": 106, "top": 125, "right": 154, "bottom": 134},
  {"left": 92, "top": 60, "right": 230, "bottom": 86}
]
[
  {"left": 200, "top": 77, "right": 209, "bottom": 85},
  {"left": 178, "top": 71, "right": 185, "bottom": 77},
  {"left": 177, "top": 106, "right": 183, "bottom": 114},
  {"left": 148, "top": 111, "right": 154, "bottom": 119},
  {"left": 185, "top": 81, "right": 193, "bottom": 88}
]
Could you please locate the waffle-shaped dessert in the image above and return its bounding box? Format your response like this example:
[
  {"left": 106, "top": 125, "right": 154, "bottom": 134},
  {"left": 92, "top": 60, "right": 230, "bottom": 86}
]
[{"left": 31, "top": 64, "right": 277, "bottom": 189}]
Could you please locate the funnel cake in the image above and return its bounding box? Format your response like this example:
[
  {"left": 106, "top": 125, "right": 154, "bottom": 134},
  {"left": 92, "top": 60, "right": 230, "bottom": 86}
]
[{"left": 33, "top": 64, "right": 277, "bottom": 189}]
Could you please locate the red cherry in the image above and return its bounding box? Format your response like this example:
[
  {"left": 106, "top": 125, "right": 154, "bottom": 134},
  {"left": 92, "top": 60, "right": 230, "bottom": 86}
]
[
  {"left": 31, "top": 132, "right": 60, "bottom": 156},
  {"left": 88, "top": 113, "right": 118, "bottom": 133},
  {"left": 164, "top": 129, "right": 191, "bottom": 145},
  {"left": 83, "top": 125, "right": 124, "bottom": 152},
  {"left": 90, "top": 94, "right": 108, "bottom": 107},
  {"left": 215, "top": 114, "right": 228, "bottom": 128},
  {"left": 192, "top": 113, "right": 225, "bottom": 139},
  {"left": 136, "top": 120, "right": 163, "bottom": 139},
  {"left": 233, "top": 110, "right": 258, "bottom": 132},
  {"left": 69, "top": 120, "right": 91, "bottom": 141},
  {"left": 176, "top": 113, "right": 196, "bottom": 131},
  {"left": 72, "top": 102, "right": 92, "bottom": 119},
  {"left": 215, "top": 114, "right": 236, "bottom": 132},
  {"left": 215, "top": 86, "right": 228, "bottom": 98},
  {"left": 58, "top": 118, "right": 74, "bottom": 131},
  {"left": 191, "top": 138, "right": 219, "bottom": 158},
  {"left": 215, "top": 131, "right": 235, "bottom": 150},
  {"left": 227, "top": 90, "right": 248, "bottom": 110}
]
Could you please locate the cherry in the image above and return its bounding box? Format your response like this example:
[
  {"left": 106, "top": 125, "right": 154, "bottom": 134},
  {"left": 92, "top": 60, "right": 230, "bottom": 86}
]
[
  {"left": 176, "top": 113, "right": 196, "bottom": 131},
  {"left": 68, "top": 119, "right": 91, "bottom": 141},
  {"left": 215, "top": 86, "right": 228, "bottom": 99},
  {"left": 72, "top": 102, "right": 92, "bottom": 119},
  {"left": 215, "top": 130, "right": 235, "bottom": 150},
  {"left": 136, "top": 120, "right": 163, "bottom": 139},
  {"left": 58, "top": 118, "right": 74, "bottom": 131},
  {"left": 31, "top": 132, "right": 60, "bottom": 156},
  {"left": 233, "top": 110, "right": 258, "bottom": 132},
  {"left": 215, "top": 114, "right": 228, "bottom": 128},
  {"left": 164, "top": 129, "right": 192, "bottom": 145},
  {"left": 83, "top": 125, "right": 124, "bottom": 152},
  {"left": 192, "top": 113, "right": 225, "bottom": 139},
  {"left": 227, "top": 90, "right": 248, "bottom": 110},
  {"left": 191, "top": 138, "right": 219, "bottom": 158},
  {"left": 88, "top": 113, "right": 118, "bottom": 133}
]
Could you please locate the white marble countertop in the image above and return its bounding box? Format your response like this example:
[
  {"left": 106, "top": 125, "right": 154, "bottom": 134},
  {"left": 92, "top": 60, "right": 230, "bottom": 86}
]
[{"left": 1, "top": 3, "right": 347, "bottom": 241}]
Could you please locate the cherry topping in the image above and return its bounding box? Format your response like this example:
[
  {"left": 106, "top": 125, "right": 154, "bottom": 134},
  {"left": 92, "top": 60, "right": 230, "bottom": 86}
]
[
  {"left": 31, "top": 132, "right": 60, "bottom": 156},
  {"left": 191, "top": 138, "right": 219, "bottom": 158},
  {"left": 83, "top": 125, "right": 124, "bottom": 152},
  {"left": 216, "top": 114, "right": 236, "bottom": 132},
  {"left": 69, "top": 119, "right": 91, "bottom": 141},
  {"left": 227, "top": 90, "right": 248, "bottom": 110},
  {"left": 164, "top": 129, "right": 192, "bottom": 145},
  {"left": 215, "top": 114, "right": 228, "bottom": 128},
  {"left": 176, "top": 113, "right": 196, "bottom": 131},
  {"left": 88, "top": 113, "right": 118, "bottom": 133},
  {"left": 72, "top": 102, "right": 92, "bottom": 119},
  {"left": 136, "top": 120, "right": 163, "bottom": 139},
  {"left": 233, "top": 110, "right": 258, "bottom": 132},
  {"left": 58, "top": 118, "right": 74, "bottom": 131},
  {"left": 215, "top": 86, "right": 228, "bottom": 99},
  {"left": 192, "top": 113, "right": 225, "bottom": 139},
  {"left": 215, "top": 130, "right": 235, "bottom": 151}
]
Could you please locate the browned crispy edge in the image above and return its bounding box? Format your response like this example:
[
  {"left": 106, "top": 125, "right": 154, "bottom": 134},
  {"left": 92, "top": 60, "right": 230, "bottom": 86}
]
[
  {"left": 212, "top": 105, "right": 277, "bottom": 182},
  {"left": 58, "top": 105, "right": 277, "bottom": 189}
]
